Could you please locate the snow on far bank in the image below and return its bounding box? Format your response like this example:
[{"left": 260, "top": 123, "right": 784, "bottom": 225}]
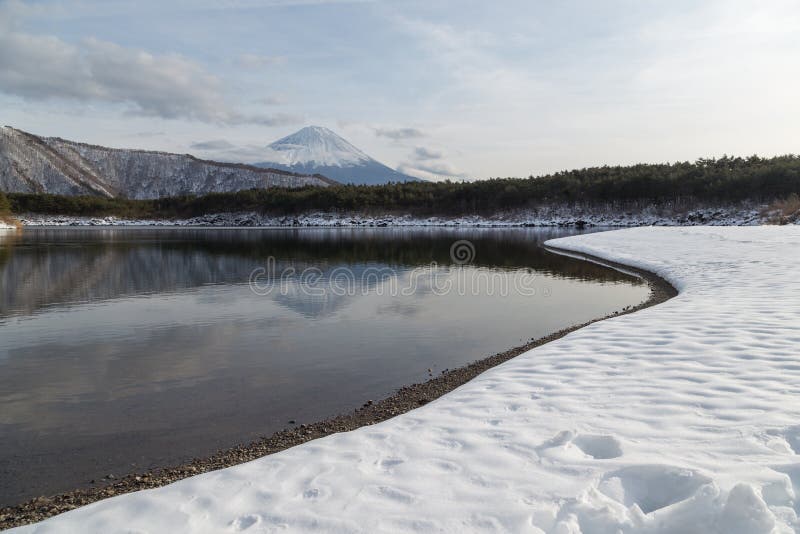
[
  {"left": 12, "top": 227, "right": 800, "bottom": 533},
  {"left": 16, "top": 204, "right": 764, "bottom": 228}
]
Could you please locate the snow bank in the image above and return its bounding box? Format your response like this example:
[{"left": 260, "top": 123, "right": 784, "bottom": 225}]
[{"left": 13, "top": 227, "right": 800, "bottom": 533}]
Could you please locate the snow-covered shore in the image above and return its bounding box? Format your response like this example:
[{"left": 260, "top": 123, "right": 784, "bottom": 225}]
[
  {"left": 13, "top": 227, "right": 800, "bottom": 533},
  {"left": 16, "top": 204, "right": 764, "bottom": 228}
]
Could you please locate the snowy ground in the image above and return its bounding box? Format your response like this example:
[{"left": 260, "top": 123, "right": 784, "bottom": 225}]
[
  {"left": 12, "top": 226, "right": 800, "bottom": 533},
  {"left": 16, "top": 204, "right": 764, "bottom": 228}
]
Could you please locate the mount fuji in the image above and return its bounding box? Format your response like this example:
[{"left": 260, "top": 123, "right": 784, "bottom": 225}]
[{"left": 255, "top": 126, "right": 422, "bottom": 185}]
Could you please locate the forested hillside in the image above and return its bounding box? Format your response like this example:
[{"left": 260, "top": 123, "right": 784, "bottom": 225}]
[{"left": 8, "top": 155, "right": 800, "bottom": 218}]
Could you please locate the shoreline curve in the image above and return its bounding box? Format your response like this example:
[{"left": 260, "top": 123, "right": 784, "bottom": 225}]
[{"left": 0, "top": 245, "right": 677, "bottom": 530}]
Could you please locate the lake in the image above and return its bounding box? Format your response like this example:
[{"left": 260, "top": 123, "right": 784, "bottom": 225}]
[{"left": 0, "top": 227, "right": 649, "bottom": 505}]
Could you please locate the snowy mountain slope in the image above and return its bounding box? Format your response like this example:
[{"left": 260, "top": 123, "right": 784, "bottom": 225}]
[
  {"left": 0, "top": 127, "right": 334, "bottom": 199},
  {"left": 256, "top": 126, "right": 422, "bottom": 185},
  {"left": 262, "top": 125, "right": 371, "bottom": 167}
]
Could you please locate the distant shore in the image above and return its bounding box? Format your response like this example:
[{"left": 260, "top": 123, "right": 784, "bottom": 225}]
[{"left": 14, "top": 204, "right": 765, "bottom": 229}]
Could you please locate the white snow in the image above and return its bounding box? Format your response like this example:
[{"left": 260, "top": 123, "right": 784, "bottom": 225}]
[
  {"left": 12, "top": 226, "right": 800, "bottom": 533},
  {"left": 263, "top": 126, "right": 371, "bottom": 167}
]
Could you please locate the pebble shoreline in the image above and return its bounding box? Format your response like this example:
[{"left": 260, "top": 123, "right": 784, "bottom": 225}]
[{"left": 15, "top": 204, "right": 764, "bottom": 228}]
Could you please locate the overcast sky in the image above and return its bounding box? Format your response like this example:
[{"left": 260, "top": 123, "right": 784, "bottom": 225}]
[{"left": 2, "top": 0, "right": 799, "bottom": 181}]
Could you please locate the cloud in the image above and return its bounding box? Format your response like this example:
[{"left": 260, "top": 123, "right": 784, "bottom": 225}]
[
  {"left": 189, "top": 139, "right": 236, "bottom": 150},
  {"left": 247, "top": 112, "right": 304, "bottom": 126},
  {"left": 187, "top": 140, "right": 270, "bottom": 163},
  {"left": 398, "top": 161, "right": 468, "bottom": 182},
  {"left": 400, "top": 160, "right": 465, "bottom": 177},
  {"left": 412, "top": 146, "right": 442, "bottom": 161},
  {"left": 0, "top": 15, "right": 297, "bottom": 126},
  {"left": 237, "top": 53, "right": 286, "bottom": 68},
  {"left": 187, "top": 0, "right": 376, "bottom": 7},
  {"left": 393, "top": 15, "right": 536, "bottom": 103},
  {"left": 127, "top": 130, "right": 166, "bottom": 138},
  {"left": 398, "top": 144, "right": 468, "bottom": 181},
  {"left": 374, "top": 127, "right": 425, "bottom": 140},
  {"left": 254, "top": 95, "right": 287, "bottom": 106}
]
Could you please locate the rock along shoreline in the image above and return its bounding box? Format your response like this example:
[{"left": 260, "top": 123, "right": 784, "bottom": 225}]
[{"left": 15, "top": 203, "right": 765, "bottom": 229}]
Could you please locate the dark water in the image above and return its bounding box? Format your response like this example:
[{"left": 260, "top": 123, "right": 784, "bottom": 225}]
[{"left": 0, "top": 227, "right": 648, "bottom": 505}]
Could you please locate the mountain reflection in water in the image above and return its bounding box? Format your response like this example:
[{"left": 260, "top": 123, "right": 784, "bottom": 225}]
[{"left": 0, "top": 227, "right": 648, "bottom": 505}]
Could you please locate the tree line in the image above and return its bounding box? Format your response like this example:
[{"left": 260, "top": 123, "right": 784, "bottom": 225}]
[
  {"left": 6, "top": 155, "right": 800, "bottom": 218},
  {"left": 0, "top": 192, "right": 10, "bottom": 216}
]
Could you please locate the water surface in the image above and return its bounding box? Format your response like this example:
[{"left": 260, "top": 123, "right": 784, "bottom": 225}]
[{"left": 0, "top": 227, "right": 648, "bottom": 504}]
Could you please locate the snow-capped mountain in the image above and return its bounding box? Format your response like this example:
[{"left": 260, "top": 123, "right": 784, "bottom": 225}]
[
  {"left": 256, "top": 126, "right": 422, "bottom": 185},
  {"left": 0, "top": 126, "right": 334, "bottom": 199}
]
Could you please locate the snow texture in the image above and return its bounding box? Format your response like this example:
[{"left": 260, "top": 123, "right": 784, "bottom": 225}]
[{"left": 12, "top": 226, "right": 800, "bottom": 533}]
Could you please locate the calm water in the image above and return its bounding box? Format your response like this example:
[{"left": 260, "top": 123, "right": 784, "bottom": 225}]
[{"left": 0, "top": 227, "right": 648, "bottom": 504}]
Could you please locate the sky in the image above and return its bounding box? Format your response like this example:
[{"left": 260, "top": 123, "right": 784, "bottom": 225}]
[{"left": 1, "top": 0, "right": 799, "bottom": 181}]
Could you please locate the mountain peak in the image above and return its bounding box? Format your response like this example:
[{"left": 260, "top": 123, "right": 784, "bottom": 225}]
[
  {"left": 256, "top": 126, "right": 419, "bottom": 184},
  {"left": 296, "top": 125, "right": 336, "bottom": 136},
  {"left": 283, "top": 125, "right": 341, "bottom": 143},
  {"left": 267, "top": 126, "right": 370, "bottom": 168},
  {"left": 258, "top": 126, "right": 422, "bottom": 185}
]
